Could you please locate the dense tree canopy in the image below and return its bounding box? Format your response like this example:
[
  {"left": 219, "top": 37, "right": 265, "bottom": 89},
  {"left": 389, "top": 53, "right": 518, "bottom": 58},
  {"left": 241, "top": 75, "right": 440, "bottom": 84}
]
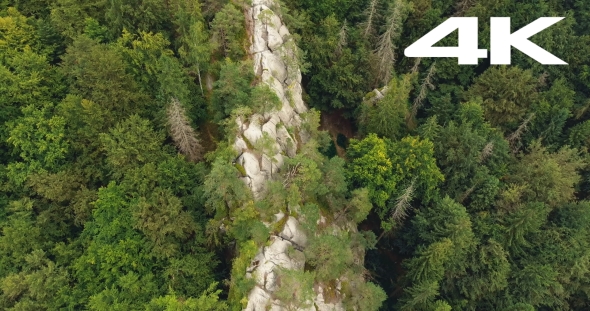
[{"left": 1, "top": 0, "right": 589, "bottom": 310}]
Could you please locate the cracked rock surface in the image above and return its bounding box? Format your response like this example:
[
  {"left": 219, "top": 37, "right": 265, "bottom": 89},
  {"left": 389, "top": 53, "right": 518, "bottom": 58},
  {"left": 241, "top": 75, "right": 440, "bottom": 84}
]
[{"left": 234, "top": 1, "right": 345, "bottom": 310}]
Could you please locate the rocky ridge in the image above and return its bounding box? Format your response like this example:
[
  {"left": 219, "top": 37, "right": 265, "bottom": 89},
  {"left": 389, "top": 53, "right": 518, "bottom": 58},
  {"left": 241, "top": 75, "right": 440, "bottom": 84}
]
[{"left": 232, "top": 0, "right": 347, "bottom": 310}]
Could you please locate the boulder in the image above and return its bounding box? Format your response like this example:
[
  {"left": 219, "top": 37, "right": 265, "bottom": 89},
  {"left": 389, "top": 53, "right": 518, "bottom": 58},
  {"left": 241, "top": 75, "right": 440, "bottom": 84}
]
[
  {"left": 260, "top": 50, "right": 287, "bottom": 83},
  {"left": 261, "top": 70, "right": 285, "bottom": 100},
  {"left": 260, "top": 154, "right": 273, "bottom": 174},
  {"left": 287, "top": 82, "right": 307, "bottom": 113},
  {"left": 244, "top": 286, "right": 272, "bottom": 311},
  {"left": 278, "top": 25, "right": 290, "bottom": 39},
  {"left": 267, "top": 26, "right": 283, "bottom": 51},
  {"left": 272, "top": 153, "right": 284, "bottom": 173},
  {"left": 234, "top": 137, "right": 248, "bottom": 153},
  {"left": 281, "top": 216, "right": 307, "bottom": 246},
  {"left": 261, "top": 118, "right": 278, "bottom": 140},
  {"left": 250, "top": 15, "right": 269, "bottom": 54},
  {"left": 243, "top": 115, "right": 263, "bottom": 145},
  {"left": 277, "top": 98, "right": 296, "bottom": 125},
  {"left": 240, "top": 152, "right": 260, "bottom": 177},
  {"left": 239, "top": 0, "right": 348, "bottom": 310},
  {"left": 250, "top": 173, "right": 267, "bottom": 199},
  {"left": 276, "top": 125, "right": 296, "bottom": 157}
]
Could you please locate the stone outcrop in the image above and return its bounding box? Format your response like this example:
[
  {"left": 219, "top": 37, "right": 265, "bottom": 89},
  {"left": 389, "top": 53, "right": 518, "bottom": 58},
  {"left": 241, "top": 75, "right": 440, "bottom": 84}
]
[
  {"left": 233, "top": 0, "right": 306, "bottom": 200},
  {"left": 232, "top": 1, "right": 346, "bottom": 310}
]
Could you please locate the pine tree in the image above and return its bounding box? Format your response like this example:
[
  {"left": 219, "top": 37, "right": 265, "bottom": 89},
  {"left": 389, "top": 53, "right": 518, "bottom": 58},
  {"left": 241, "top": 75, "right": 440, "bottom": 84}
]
[
  {"left": 390, "top": 179, "right": 415, "bottom": 223},
  {"left": 410, "top": 62, "right": 436, "bottom": 122},
  {"left": 210, "top": 3, "right": 246, "bottom": 60},
  {"left": 361, "top": 0, "right": 380, "bottom": 38},
  {"left": 374, "top": 0, "right": 410, "bottom": 84}
]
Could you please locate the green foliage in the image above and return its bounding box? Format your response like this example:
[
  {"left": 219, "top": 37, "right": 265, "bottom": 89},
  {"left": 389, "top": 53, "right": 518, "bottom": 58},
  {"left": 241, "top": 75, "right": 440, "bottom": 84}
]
[
  {"left": 292, "top": 0, "right": 363, "bottom": 21},
  {"left": 502, "top": 202, "right": 549, "bottom": 253},
  {"left": 399, "top": 280, "right": 441, "bottom": 311},
  {"left": 250, "top": 83, "right": 282, "bottom": 113},
  {"left": 508, "top": 141, "right": 584, "bottom": 207},
  {"left": 304, "top": 15, "right": 373, "bottom": 112},
  {"left": 60, "top": 35, "right": 146, "bottom": 116},
  {"left": 0, "top": 8, "right": 66, "bottom": 162},
  {"left": 7, "top": 104, "right": 68, "bottom": 169},
  {"left": 347, "top": 133, "right": 396, "bottom": 208},
  {"left": 343, "top": 279, "right": 387, "bottom": 311},
  {"left": 359, "top": 74, "right": 413, "bottom": 139},
  {"left": 347, "top": 133, "right": 443, "bottom": 229},
  {"left": 131, "top": 188, "right": 195, "bottom": 258},
  {"left": 99, "top": 115, "right": 165, "bottom": 177},
  {"left": 568, "top": 120, "right": 590, "bottom": 149},
  {"left": 456, "top": 239, "right": 510, "bottom": 303},
  {"left": 211, "top": 59, "right": 255, "bottom": 123},
  {"left": 387, "top": 135, "right": 444, "bottom": 202},
  {"left": 304, "top": 233, "right": 354, "bottom": 282},
  {"left": 146, "top": 282, "right": 228, "bottom": 311},
  {"left": 103, "top": 0, "right": 169, "bottom": 40},
  {"left": 227, "top": 240, "right": 258, "bottom": 310},
  {"left": 411, "top": 197, "right": 476, "bottom": 261},
  {"left": 464, "top": 65, "right": 538, "bottom": 132},
  {"left": 210, "top": 3, "right": 246, "bottom": 60},
  {"left": 4, "top": 1, "right": 590, "bottom": 311},
  {"left": 74, "top": 182, "right": 159, "bottom": 309},
  {"left": 203, "top": 150, "right": 251, "bottom": 220},
  {"left": 274, "top": 268, "right": 315, "bottom": 310},
  {"left": 0, "top": 7, "right": 40, "bottom": 55},
  {"left": 50, "top": 0, "right": 106, "bottom": 39},
  {"left": 0, "top": 249, "right": 71, "bottom": 310},
  {"left": 83, "top": 17, "right": 108, "bottom": 42},
  {"left": 525, "top": 78, "right": 575, "bottom": 147},
  {"left": 422, "top": 101, "right": 510, "bottom": 206},
  {"left": 177, "top": 18, "right": 212, "bottom": 94},
  {"left": 116, "top": 29, "right": 176, "bottom": 91},
  {"left": 404, "top": 238, "right": 453, "bottom": 284},
  {"left": 348, "top": 188, "right": 372, "bottom": 223},
  {"left": 511, "top": 264, "right": 563, "bottom": 308}
]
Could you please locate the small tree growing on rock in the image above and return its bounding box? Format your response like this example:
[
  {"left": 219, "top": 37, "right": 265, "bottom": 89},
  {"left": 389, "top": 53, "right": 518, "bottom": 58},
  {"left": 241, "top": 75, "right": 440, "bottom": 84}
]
[{"left": 274, "top": 268, "right": 315, "bottom": 311}]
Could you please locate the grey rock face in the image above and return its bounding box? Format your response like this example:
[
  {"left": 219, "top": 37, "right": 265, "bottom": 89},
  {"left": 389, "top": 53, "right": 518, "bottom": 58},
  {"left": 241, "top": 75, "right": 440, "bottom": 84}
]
[{"left": 232, "top": 1, "right": 346, "bottom": 310}]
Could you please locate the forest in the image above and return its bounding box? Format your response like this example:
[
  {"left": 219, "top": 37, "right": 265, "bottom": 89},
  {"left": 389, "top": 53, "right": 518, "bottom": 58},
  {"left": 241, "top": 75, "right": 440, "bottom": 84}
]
[{"left": 0, "top": 0, "right": 589, "bottom": 310}]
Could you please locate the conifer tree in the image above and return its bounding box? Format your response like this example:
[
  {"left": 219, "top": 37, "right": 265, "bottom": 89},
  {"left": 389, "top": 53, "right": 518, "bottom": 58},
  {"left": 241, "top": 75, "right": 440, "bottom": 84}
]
[
  {"left": 167, "top": 97, "right": 204, "bottom": 163},
  {"left": 361, "top": 0, "right": 380, "bottom": 38},
  {"left": 374, "top": 0, "right": 410, "bottom": 84}
]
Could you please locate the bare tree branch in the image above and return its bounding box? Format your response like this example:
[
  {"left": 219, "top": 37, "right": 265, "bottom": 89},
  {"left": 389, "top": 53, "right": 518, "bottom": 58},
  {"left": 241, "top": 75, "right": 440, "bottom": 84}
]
[
  {"left": 375, "top": 0, "right": 409, "bottom": 84},
  {"left": 167, "top": 97, "right": 204, "bottom": 162},
  {"left": 479, "top": 141, "right": 494, "bottom": 162},
  {"left": 458, "top": 184, "right": 477, "bottom": 204},
  {"left": 507, "top": 113, "right": 535, "bottom": 154},
  {"left": 410, "top": 57, "right": 422, "bottom": 74},
  {"left": 283, "top": 163, "right": 302, "bottom": 188},
  {"left": 335, "top": 19, "right": 349, "bottom": 56},
  {"left": 538, "top": 71, "right": 549, "bottom": 87},
  {"left": 453, "top": 0, "right": 476, "bottom": 17},
  {"left": 362, "top": 0, "right": 380, "bottom": 37},
  {"left": 410, "top": 63, "right": 436, "bottom": 120},
  {"left": 391, "top": 180, "right": 415, "bottom": 223}
]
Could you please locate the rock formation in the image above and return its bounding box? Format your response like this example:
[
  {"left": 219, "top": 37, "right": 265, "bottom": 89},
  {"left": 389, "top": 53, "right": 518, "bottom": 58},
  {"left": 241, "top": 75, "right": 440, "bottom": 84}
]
[{"left": 231, "top": 0, "right": 347, "bottom": 310}]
